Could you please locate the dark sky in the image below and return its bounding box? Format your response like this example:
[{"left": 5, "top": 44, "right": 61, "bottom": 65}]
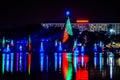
[{"left": 0, "top": 0, "right": 120, "bottom": 27}]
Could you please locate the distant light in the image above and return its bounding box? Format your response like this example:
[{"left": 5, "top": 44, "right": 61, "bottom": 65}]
[
  {"left": 19, "top": 45, "right": 22, "bottom": 51},
  {"left": 40, "top": 42, "right": 44, "bottom": 52},
  {"left": 81, "top": 46, "right": 84, "bottom": 53},
  {"left": 46, "top": 39, "right": 49, "bottom": 41},
  {"left": 66, "top": 11, "right": 70, "bottom": 16},
  {"left": 110, "top": 29, "right": 115, "bottom": 33},
  {"left": 58, "top": 41, "right": 62, "bottom": 51},
  {"left": 76, "top": 19, "right": 89, "bottom": 23},
  {"left": 41, "top": 39, "right": 44, "bottom": 42}
]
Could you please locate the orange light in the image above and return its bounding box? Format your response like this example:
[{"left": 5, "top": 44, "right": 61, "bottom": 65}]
[{"left": 76, "top": 20, "right": 89, "bottom": 23}]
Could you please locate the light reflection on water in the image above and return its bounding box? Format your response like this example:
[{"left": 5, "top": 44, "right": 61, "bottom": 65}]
[{"left": 1, "top": 52, "right": 120, "bottom": 80}]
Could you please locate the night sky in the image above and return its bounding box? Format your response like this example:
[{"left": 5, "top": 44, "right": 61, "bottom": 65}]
[{"left": 0, "top": 0, "right": 120, "bottom": 28}]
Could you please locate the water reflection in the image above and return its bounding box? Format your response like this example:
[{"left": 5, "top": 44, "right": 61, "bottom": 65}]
[
  {"left": 40, "top": 53, "right": 44, "bottom": 72},
  {"left": 59, "top": 53, "right": 62, "bottom": 72},
  {"left": 99, "top": 53, "right": 103, "bottom": 72},
  {"left": 94, "top": 54, "right": 97, "bottom": 68},
  {"left": 76, "top": 54, "right": 89, "bottom": 80},
  {"left": 76, "top": 68, "right": 88, "bottom": 80},
  {"left": 107, "top": 52, "right": 114, "bottom": 79},
  {"left": 1, "top": 51, "right": 120, "bottom": 80},
  {"left": 54, "top": 52, "right": 57, "bottom": 71},
  {"left": 62, "top": 52, "right": 73, "bottom": 80},
  {"left": 46, "top": 55, "right": 48, "bottom": 72}
]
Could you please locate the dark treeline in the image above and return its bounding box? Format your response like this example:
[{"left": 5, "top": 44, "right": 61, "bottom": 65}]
[{"left": 0, "top": 24, "right": 120, "bottom": 44}]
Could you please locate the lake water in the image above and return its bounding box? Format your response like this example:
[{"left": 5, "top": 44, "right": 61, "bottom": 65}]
[{"left": 1, "top": 52, "right": 120, "bottom": 80}]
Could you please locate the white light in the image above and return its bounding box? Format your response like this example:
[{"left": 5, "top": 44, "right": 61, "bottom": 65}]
[{"left": 110, "top": 29, "right": 115, "bottom": 33}]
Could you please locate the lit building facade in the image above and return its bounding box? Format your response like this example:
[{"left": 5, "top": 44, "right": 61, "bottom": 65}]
[{"left": 41, "top": 23, "right": 120, "bottom": 35}]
